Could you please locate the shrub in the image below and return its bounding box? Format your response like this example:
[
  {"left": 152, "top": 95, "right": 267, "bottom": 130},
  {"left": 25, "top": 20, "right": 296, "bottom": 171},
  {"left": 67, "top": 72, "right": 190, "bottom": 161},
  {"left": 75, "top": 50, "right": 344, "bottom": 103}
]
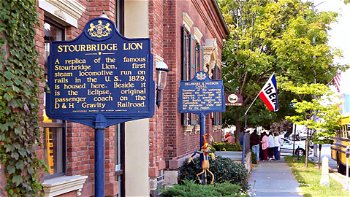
[
  {"left": 213, "top": 142, "right": 242, "bottom": 151},
  {"left": 161, "top": 180, "right": 247, "bottom": 197},
  {"left": 214, "top": 182, "right": 246, "bottom": 196},
  {"left": 179, "top": 156, "right": 249, "bottom": 191},
  {"left": 208, "top": 144, "right": 216, "bottom": 153},
  {"left": 251, "top": 151, "right": 257, "bottom": 164}
]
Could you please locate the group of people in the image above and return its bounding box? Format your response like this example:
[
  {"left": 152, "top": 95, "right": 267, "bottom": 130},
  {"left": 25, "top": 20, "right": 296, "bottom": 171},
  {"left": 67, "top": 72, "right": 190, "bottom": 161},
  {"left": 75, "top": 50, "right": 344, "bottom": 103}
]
[
  {"left": 250, "top": 130, "right": 283, "bottom": 161},
  {"left": 223, "top": 129, "right": 283, "bottom": 161}
]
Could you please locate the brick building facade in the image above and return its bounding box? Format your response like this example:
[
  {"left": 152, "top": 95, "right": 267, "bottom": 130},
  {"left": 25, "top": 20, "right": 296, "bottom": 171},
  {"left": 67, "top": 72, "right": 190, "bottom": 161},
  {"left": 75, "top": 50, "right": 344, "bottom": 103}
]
[{"left": 1, "top": 0, "right": 228, "bottom": 196}]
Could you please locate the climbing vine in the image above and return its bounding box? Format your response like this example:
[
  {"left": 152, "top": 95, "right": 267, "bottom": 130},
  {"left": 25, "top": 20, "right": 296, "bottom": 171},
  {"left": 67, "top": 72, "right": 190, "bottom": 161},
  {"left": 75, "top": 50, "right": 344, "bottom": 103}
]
[{"left": 0, "top": 0, "right": 44, "bottom": 196}]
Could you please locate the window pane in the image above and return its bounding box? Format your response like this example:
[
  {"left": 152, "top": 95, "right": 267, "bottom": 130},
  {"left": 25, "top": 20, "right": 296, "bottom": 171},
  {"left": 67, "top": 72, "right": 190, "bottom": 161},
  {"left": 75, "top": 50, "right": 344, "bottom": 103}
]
[
  {"left": 44, "top": 21, "right": 63, "bottom": 70},
  {"left": 44, "top": 127, "right": 64, "bottom": 175},
  {"left": 43, "top": 20, "right": 65, "bottom": 177},
  {"left": 195, "top": 44, "right": 201, "bottom": 71},
  {"left": 181, "top": 27, "right": 191, "bottom": 126}
]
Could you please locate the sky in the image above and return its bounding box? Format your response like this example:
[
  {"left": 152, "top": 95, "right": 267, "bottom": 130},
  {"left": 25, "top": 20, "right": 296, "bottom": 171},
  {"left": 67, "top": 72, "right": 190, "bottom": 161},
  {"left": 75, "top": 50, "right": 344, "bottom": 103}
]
[{"left": 311, "top": 0, "right": 350, "bottom": 93}]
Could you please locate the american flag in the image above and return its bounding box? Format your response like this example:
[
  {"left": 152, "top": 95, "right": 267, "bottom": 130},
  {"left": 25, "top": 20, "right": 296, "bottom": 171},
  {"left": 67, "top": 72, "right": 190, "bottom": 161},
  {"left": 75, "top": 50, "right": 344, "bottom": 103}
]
[{"left": 333, "top": 72, "right": 341, "bottom": 92}]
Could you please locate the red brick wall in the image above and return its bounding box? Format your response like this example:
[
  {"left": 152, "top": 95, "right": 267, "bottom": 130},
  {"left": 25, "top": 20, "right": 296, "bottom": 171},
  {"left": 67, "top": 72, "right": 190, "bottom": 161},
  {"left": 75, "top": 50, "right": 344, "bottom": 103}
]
[
  {"left": 148, "top": 0, "right": 166, "bottom": 178},
  {"left": 162, "top": 0, "right": 227, "bottom": 167},
  {"left": 36, "top": 0, "right": 46, "bottom": 171},
  {"left": 162, "top": 0, "right": 180, "bottom": 162}
]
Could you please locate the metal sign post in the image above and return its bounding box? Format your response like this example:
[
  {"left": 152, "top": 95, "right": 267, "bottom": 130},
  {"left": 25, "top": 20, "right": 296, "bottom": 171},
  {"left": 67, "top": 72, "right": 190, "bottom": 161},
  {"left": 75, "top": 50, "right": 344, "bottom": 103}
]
[
  {"left": 95, "top": 114, "right": 106, "bottom": 196},
  {"left": 179, "top": 71, "right": 225, "bottom": 185},
  {"left": 199, "top": 113, "right": 206, "bottom": 184},
  {"left": 346, "top": 146, "right": 350, "bottom": 190}
]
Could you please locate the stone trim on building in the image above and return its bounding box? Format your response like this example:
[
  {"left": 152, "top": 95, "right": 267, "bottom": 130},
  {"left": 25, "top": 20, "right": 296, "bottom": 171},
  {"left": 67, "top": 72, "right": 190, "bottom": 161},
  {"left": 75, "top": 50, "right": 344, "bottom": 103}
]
[
  {"left": 203, "top": 38, "right": 219, "bottom": 78},
  {"left": 38, "top": 0, "right": 86, "bottom": 27},
  {"left": 42, "top": 175, "right": 88, "bottom": 197},
  {"left": 182, "top": 12, "right": 194, "bottom": 32},
  {"left": 193, "top": 27, "right": 203, "bottom": 43}
]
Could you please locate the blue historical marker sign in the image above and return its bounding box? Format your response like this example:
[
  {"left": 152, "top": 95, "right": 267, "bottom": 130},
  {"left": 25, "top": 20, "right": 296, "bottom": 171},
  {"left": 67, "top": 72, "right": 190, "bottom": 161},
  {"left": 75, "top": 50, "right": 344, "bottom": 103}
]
[
  {"left": 46, "top": 17, "right": 154, "bottom": 127},
  {"left": 179, "top": 71, "right": 225, "bottom": 113}
]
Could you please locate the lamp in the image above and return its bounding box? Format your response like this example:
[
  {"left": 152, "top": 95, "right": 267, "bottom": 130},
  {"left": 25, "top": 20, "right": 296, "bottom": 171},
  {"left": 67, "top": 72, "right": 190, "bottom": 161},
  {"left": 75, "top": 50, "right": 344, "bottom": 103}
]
[{"left": 156, "top": 61, "right": 169, "bottom": 107}]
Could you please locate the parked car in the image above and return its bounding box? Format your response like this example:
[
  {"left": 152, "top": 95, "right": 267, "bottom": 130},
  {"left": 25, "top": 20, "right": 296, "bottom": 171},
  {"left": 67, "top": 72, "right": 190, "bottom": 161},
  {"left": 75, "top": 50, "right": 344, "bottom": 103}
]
[
  {"left": 280, "top": 138, "right": 311, "bottom": 156},
  {"left": 289, "top": 133, "right": 308, "bottom": 140}
]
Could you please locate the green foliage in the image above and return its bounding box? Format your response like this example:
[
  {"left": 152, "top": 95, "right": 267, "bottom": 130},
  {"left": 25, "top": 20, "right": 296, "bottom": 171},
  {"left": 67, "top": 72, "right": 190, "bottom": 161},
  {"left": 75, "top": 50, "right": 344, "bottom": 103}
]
[
  {"left": 285, "top": 156, "right": 349, "bottom": 197},
  {"left": 213, "top": 142, "right": 242, "bottom": 151},
  {"left": 0, "top": 0, "right": 44, "bottom": 196},
  {"left": 161, "top": 180, "right": 247, "bottom": 197},
  {"left": 207, "top": 144, "right": 216, "bottom": 153},
  {"left": 179, "top": 156, "right": 249, "bottom": 191},
  {"left": 218, "top": 0, "right": 347, "bottom": 130},
  {"left": 312, "top": 131, "right": 334, "bottom": 144},
  {"left": 281, "top": 82, "right": 341, "bottom": 144},
  {"left": 270, "top": 120, "right": 293, "bottom": 134},
  {"left": 251, "top": 151, "right": 257, "bottom": 164}
]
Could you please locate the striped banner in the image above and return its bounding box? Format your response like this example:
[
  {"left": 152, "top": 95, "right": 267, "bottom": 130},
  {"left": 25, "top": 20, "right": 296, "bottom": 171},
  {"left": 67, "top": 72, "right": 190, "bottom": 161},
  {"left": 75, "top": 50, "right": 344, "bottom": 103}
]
[
  {"left": 333, "top": 72, "right": 341, "bottom": 92},
  {"left": 258, "top": 74, "right": 279, "bottom": 112}
]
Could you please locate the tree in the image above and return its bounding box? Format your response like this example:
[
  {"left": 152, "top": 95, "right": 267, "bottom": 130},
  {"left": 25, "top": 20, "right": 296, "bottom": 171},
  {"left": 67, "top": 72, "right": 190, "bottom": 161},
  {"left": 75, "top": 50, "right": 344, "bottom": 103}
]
[
  {"left": 270, "top": 120, "right": 293, "bottom": 134},
  {"left": 218, "top": 0, "right": 344, "bottom": 132},
  {"left": 281, "top": 81, "right": 341, "bottom": 167}
]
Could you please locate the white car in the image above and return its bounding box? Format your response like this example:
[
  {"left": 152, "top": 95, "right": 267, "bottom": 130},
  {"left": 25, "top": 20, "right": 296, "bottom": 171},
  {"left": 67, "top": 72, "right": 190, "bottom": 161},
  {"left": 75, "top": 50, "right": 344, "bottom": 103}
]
[{"left": 280, "top": 138, "right": 308, "bottom": 156}]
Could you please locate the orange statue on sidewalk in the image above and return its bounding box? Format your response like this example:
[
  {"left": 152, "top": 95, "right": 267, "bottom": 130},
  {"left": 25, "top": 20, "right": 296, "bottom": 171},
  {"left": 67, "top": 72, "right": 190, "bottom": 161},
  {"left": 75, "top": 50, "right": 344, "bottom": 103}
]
[{"left": 188, "top": 133, "right": 216, "bottom": 184}]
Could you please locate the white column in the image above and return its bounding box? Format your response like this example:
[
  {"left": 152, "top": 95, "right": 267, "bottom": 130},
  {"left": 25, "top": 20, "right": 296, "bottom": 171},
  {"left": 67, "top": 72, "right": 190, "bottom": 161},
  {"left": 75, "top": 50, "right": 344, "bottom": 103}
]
[{"left": 124, "top": 0, "right": 150, "bottom": 196}]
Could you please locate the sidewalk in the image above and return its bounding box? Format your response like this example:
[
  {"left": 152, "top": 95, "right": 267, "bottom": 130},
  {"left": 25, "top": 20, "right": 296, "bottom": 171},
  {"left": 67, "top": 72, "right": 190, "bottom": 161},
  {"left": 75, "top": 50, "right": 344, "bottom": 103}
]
[{"left": 248, "top": 157, "right": 302, "bottom": 197}]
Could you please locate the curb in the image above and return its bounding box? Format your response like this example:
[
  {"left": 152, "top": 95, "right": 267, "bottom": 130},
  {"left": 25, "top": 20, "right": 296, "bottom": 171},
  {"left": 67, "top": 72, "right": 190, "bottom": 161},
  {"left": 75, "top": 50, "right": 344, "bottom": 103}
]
[{"left": 329, "top": 167, "right": 350, "bottom": 192}]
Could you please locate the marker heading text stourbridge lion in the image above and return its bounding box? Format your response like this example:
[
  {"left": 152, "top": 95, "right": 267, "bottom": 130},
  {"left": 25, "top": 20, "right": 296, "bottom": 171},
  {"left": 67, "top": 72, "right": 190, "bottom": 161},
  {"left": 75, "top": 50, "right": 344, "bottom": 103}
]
[{"left": 57, "top": 43, "right": 118, "bottom": 53}]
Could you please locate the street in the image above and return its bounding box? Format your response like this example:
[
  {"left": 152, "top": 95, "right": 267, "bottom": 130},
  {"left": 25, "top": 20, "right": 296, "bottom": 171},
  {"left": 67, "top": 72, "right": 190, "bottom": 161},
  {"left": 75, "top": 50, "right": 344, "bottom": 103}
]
[{"left": 280, "top": 143, "right": 338, "bottom": 170}]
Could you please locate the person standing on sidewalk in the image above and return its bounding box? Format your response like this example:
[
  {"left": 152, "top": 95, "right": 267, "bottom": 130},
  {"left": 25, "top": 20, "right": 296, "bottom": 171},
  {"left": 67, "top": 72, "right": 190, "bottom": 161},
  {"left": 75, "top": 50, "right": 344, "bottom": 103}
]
[
  {"left": 261, "top": 132, "right": 269, "bottom": 160},
  {"left": 225, "top": 132, "right": 235, "bottom": 143},
  {"left": 268, "top": 132, "right": 275, "bottom": 160},
  {"left": 273, "top": 133, "right": 281, "bottom": 160},
  {"left": 250, "top": 130, "right": 260, "bottom": 162}
]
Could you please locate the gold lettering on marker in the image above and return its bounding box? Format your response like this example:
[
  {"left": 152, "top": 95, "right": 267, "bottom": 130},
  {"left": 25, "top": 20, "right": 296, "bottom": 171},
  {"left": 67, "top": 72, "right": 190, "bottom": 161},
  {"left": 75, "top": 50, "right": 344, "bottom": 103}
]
[
  {"left": 123, "top": 57, "right": 146, "bottom": 62},
  {"left": 82, "top": 102, "right": 106, "bottom": 109},
  {"left": 91, "top": 44, "right": 96, "bottom": 51},
  {"left": 57, "top": 44, "right": 118, "bottom": 53},
  {"left": 117, "top": 102, "right": 145, "bottom": 107},
  {"left": 123, "top": 42, "right": 143, "bottom": 50},
  {"left": 101, "top": 63, "right": 116, "bottom": 69}
]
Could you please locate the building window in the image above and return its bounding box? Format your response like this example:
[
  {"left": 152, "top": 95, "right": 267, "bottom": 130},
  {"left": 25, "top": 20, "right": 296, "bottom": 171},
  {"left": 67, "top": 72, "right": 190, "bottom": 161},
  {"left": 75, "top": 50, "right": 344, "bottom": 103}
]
[
  {"left": 195, "top": 43, "right": 201, "bottom": 71},
  {"left": 212, "top": 65, "right": 222, "bottom": 126},
  {"left": 192, "top": 42, "right": 201, "bottom": 125},
  {"left": 43, "top": 19, "right": 66, "bottom": 178},
  {"left": 116, "top": 0, "right": 124, "bottom": 34},
  {"left": 181, "top": 26, "right": 191, "bottom": 126},
  {"left": 181, "top": 26, "right": 201, "bottom": 126}
]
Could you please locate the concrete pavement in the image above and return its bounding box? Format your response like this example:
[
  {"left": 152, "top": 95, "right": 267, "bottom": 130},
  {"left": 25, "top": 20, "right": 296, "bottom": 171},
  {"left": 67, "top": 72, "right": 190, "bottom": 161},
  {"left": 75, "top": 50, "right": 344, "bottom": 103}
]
[{"left": 248, "top": 157, "right": 302, "bottom": 197}]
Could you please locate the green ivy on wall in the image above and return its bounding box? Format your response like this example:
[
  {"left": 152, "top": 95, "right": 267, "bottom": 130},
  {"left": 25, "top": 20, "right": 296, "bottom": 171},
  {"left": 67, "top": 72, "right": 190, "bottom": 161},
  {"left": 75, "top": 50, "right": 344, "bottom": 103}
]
[{"left": 0, "top": 0, "right": 44, "bottom": 196}]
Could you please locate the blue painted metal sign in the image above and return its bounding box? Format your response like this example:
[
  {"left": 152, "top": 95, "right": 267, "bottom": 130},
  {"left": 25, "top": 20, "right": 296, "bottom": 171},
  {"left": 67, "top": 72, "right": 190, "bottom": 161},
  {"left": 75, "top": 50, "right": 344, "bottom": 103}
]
[
  {"left": 46, "top": 17, "right": 154, "bottom": 127},
  {"left": 179, "top": 71, "right": 225, "bottom": 113},
  {"left": 46, "top": 17, "right": 155, "bottom": 197}
]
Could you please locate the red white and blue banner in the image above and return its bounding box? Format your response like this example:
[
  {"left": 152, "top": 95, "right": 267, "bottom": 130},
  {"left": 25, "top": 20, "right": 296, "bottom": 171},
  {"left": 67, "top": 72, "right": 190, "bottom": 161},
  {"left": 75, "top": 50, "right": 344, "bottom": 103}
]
[
  {"left": 259, "top": 74, "right": 279, "bottom": 112},
  {"left": 333, "top": 72, "right": 341, "bottom": 92}
]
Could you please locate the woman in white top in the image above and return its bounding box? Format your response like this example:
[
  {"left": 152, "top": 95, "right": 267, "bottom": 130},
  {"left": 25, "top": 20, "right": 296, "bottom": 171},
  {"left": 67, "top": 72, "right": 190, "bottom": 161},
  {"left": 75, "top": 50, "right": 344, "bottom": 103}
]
[
  {"left": 268, "top": 133, "right": 275, "bottom": 160},
  {"left": 273, "top": 133, "right": 281, "bottom": 160}
]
